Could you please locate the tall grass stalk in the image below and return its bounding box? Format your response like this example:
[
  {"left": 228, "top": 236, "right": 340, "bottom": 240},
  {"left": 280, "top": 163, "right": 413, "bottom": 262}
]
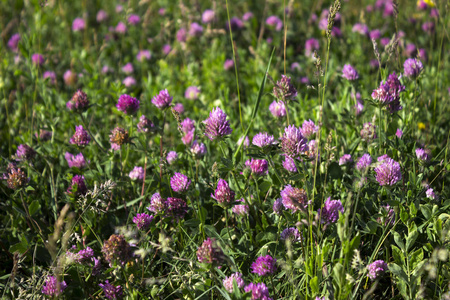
[{"left": 225, "top": 0, "right": 243, "bottom": 133}]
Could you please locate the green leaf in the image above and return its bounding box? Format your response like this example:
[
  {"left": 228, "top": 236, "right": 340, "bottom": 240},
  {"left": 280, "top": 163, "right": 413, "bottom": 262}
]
[
  {"left": 9, "top": 241, "right": 27, "bottom": 255},
  {"left": 406, "top": 228, "right": 418, "bottom": 252},
  {"left": 409, "top": 249, "right": 423, "bottom": 270},
  {"left": 28, "top": 200, "right": 41, "bottom": 216},
  {"left": 310, "top": 276, "right": 319, "bottom": 294},
  {"left": 393, "top": 231, "right": 405, "bottom": 252},
  {"left": 388, "top": 263, "right": 408, "bottom": 283},
  {"left": 391, "top": 245, "right": 405, "bottom": 265},
  {"left": 333, "top": 263, "right": 345, "bottom": 288},
  {"left": 420, "top": 204, "right": 432, "bottom": 220},
  {"left": 234, "top": 48, "right": 275, "bottom": 159}
]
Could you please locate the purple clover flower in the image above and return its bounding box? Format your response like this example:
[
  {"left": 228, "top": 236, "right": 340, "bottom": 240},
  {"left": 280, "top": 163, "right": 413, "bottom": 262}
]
[
  {"left": 352, "top": 23, "right": 369, "bottom": 36},
  {"left": 301, "top": 119, "right": 319, "bottom": 139},
  {"left": 137, "top": 50, "right": 151, "bottom": 62},
  {"left": 339, "top": 154, "right": 353, "bottom": 166},
  {"left": 203, "top": 107, "right": 233, "bottom": 140},
  {"left": 232, "top": 198, "right": 249, "bottom": 216},
  {"left": 96, "top": 10, "right": 108, "bottom": 22},
  {"left": 129, "top": 166, "right": 144, "bottom": 181},
  {"left": 305, "top": 38, "right": 319, "bottom": 57},
  {"left": 396, "top": 128, "right": 403, "bottom": 138},
  {"left": 226, "top": 17, "right": 244, "bottom": 31},
  {"left": 173, "top": 103, "right": 184, "bottom": 115},
  {"left": 7, "top": 33, "right": 20, "bottom": 51},
  {"left": 123, "top": 76, "right": 136, "bottom": 87},
  {"left": 306, "top": 140, "right": 319, "bottom": 159},
  {"left": 371, "top": 72, "right": 405, "bottom": 113},
  {"left": 224, "top": 59, "right": 234, "bottom": 71},
  {"left": 170, "top": 173, "right": 191, "bottom": 193},
  {"left": 152, "top": 89, "right": 173, "bottom": 109},
  {"left": 67, "top": 90, "right": 90, "bottom": 112},
  {"left": 99, "top": 280, "right": 123, "bottom": 299},
  {"left": 162, "top": 44, "right": 172, "bottom": 55},
  {"left": 67, "top": 175, "right": 87, "bottom": 197},
  {"left": 273, "top": 198, "right": 284, "bottom": 214},
  {"left": 202, "top": 9, "right": 215, "bottom": 23},
  {"left": 181, "top": 118, "right": 195, "bottom": 134},
  {"left": 133, "top": 213, "right": 153, "bottom": 230},
  {"left": 115, "top": 22, "right": 127, "bottom": 34},
  {"left": 367, "top": 260, "right": 388, "bottom": 280},
  {"left": 280, "top": 185, "right": 308, "bottom": 212},
  {"left": 251, "top": 255, "right": 277, "bottom": 276},
  {"left": 243, "top": 12, "right": 254, "bottom": 21},
  {"left": 43, "top": 71, "right": 56, "bottom": 84},
  {"left": 15, "top": 144, "right": 36, "bottom": 161},
  {"left": 223, "top": 272, "right": 245, "bottom": 293},
  {"left": 269, "top": 100, "right": 286, "bottom": 118},
  {"left": 212, "top": 179, "right": 235, "bottom": 207},
  {"left": 356, "top": 154, "right": 372, "bottom": 172},
  {"left": 374, "top": 157, "right": 402, "bottom": 186},
  {"left": 176, "top": 28, "right": 187, "bottom": 42},
  {"left": 266, "top": 16, "right": 283, "bottom": 31},
  {"left": 32, "top": 53, "right": 44, "bottom": 66},
  {"left": 282, "top": 156, "right": 297, "bottom": 173},
  {"left": 360, "top": 122, "right": 377, "bottom": 142},
  {"left": 280, "top": 125, "right": 308, "bottom": 158},
  {"left": 121, "top": 63, "right": 134, "bottom": 74},
  {"left": 137, "top": 115, "right": 155, "bottom": 133},
  {"left": 166, "top": 151, "right": 178, "bottom": 164},
  {"left": 109, "top": 127, "right": 129, "bottom": 151},
  {"left": 3, "top": 165, "right": 29, "bottom": 190},
  {"left": 318, "top": 198, "right": 344, "bottom": 224},
  {"left": 237, "top": 136, "right": 250, "bottom": 149},
  {"left": 244, "top": 282, "right": 272, "bottom": 300},
  {"left": 252, "top": 132, "right": 275, "bottom": 148},
  {"left": 415, "top": 148, "right": 430, "bottom": 161},
  {"left": 342, "top": 64, "right": 359, "bottom": 81},
  {"left": 165, "top": 197, "right": 188, "bottom": 220},
  {"left": 65, "top": 152, "right": 87, "bottom": 169},
  {"left": 70, "top": 125, "right": 91, "bottom": 147},
  {"left": 273, "top": 75, "right": 297, "bottom": 102},
  {"left": 378, "top": 205, "right": 395, "bottom": 225},
  {"left": 369, "top": 29, "right": 381, "bottom": 40},
  {"left": 245, "top": 158, "right": 269, "bottom": 177},
  {"left": 191, "top": 140, "right": 207, "bottom": 158},
  {"left": 64, "top": 70, "right": 77, "bottom": 86},
  {"left": 403, "top": 58, "right": 423, "bottom": 78},
  {"left": 280, "top": 227, "right": 302, "bottom": 242},
  {"left": 197, "top": 237, "right": 225, "bottom": 264},
  {"left": 147, "top": 193, "right": 166, "bottom": 214},
  {"left": 185, "top": 86, "right": 200, "bottom": 100},
  {"left": 117, "top": 94, "right": 139, "bottom": 115},
  {"left": 189, "top": 22, "right": 203, "bottom": 37},
  {"left": 42, "top": 276, "right": 67, "bottom": 297},
  {"left": 102, "top": 234, "right": 133, "bottom": 266},
  {"left": 128, "top": 14, "right": 140, "bottom": 25},
  {"left": 426, "top": 188, "right": 436, "bottom": 200},
  {"left": 72, "top": 18, "right": 86, "bottom": 31}
]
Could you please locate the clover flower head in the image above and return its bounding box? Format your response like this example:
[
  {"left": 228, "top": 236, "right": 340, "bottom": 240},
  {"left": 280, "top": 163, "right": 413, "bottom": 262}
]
[
  {"left": 367, "top": 260, "right": 388, "bottom": 280},
  {"left": 203, "top": 107, "right": 233, "bottom": 140},
  {"left": 252, "top": 132, "right": 275, "bottom": 148},
  {"left": 152, "top": 89, "right": 173, "bottom": 109},
  {"left": 280, "top": 185, "right": 308, "bottom": 212},
  {"left": 133, "top": 213, "right": 153, "bottom": 230},
  {"left": 251, "top": 255, "right": 277, "bottom": 276},
  {"left": 170, "top": 172, "right": 191, "bottom": 193},
  {"left": 374, "top": 157, "right": 402, "bottom": 186},
  {"left": 318, "top": 198, "right": 344, "bottom": 224}
]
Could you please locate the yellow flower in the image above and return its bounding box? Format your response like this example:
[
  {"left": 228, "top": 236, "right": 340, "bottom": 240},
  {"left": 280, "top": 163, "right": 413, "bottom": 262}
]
[
  {"left": 417, "top": 0, "right": 436, "bottom": 8},
  {"left": 418, "top": 122, "right": 426, "bottom": 130}
]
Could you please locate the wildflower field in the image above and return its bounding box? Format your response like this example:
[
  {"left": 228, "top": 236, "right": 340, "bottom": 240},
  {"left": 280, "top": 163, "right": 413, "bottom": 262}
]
[{"left": 1, "top": 0, "right": 450, "bottom": 299}]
